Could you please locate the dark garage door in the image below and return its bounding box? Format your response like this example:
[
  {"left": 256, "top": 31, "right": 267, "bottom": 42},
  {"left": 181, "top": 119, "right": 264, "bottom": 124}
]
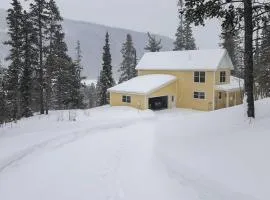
[{"left": 148, "top": 96, "right": 168, "bottom": 110}]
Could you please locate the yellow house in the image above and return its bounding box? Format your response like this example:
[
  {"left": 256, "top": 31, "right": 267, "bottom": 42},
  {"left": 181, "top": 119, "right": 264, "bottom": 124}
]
[{"left": 108, "top": 49, "right": 244, "bottom": 111}]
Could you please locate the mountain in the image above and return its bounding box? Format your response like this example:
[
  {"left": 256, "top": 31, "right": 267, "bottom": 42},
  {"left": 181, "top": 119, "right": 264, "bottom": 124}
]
[{"left": 0, "top": 8, "right": 174, "bottom": 79}]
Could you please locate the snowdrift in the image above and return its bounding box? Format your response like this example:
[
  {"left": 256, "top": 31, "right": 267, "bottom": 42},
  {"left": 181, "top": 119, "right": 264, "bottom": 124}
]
[{"left": 156, "top": 98, "right": 270, "bottom": 200}]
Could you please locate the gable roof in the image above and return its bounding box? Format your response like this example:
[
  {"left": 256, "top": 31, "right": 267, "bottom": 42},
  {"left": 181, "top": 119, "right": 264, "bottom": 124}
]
[
  {"left": 108, "top": 74, "right": 177, "bottom": 95},
  {"left": 136, "top": 49, "right": 234, "bottom": 71}
]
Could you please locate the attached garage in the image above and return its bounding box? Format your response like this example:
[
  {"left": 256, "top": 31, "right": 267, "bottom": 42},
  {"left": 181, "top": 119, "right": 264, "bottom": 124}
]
[
  {"left": 148, "top": 96, "right": 168, "bottom": 110},
  {"left": 108, "top": 74, "right": 177, "bottom": 110}
]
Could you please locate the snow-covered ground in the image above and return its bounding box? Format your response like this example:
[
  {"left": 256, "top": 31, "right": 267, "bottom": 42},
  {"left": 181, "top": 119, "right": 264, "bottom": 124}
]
[{"left": 0, "top": 99, "right": 269, "bottom": 200}]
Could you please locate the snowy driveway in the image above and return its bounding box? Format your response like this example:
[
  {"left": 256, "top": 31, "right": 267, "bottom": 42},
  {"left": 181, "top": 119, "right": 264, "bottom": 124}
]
[
  {"left": 0, "top": 107, "right": 192, "bottom": 200},
  {"left": 2, "top": 103, "right": 267, "bottom": 200}
]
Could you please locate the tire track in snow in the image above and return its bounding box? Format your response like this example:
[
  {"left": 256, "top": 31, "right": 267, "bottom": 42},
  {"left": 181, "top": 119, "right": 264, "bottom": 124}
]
[
  {"left": 99, "top": 137, "right": 128, "bottom": 200},
  {"left": 159, "top": 155, "right": 259, "bottom": 200},
  {"left": 0, "top": 116, "right": 155, "bottom": 174}
]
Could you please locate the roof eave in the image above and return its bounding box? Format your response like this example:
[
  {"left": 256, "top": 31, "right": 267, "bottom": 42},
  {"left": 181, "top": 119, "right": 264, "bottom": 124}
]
[{"left": 108, "top": 78, "right": 177, "bottom": 96}]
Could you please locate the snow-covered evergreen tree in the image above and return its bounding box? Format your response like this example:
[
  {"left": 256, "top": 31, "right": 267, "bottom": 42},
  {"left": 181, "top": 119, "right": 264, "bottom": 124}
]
[
  {"left": 174, "top": 13, "right": 185, "bottom": 51},
  {"left": 44, "top": 0, "right": 63, "bottom": 114},
  {"left": 174, "top": 1, "right": 196, "bottom": 51},
  {"left": 0, "top": 64, "right": 8, "bottom": 124},
  {"left": 97, "top": 32, "right": 114, "bottom": 106},
  {"left": 145, "top": 32, "right": 162, "bottom": 52},
  {"left": 183, "top": 20, "right": 196, "bottom": 50},
  {"left": 70, "top": 40, "right": 85, "bottom": 109},
  {"left": 29, "top": 0, "right": 50, "bottom": 114},
  {"left": 52, "top": 30, "right": 74, "bottom": 109},
  {"left": 4, "top": 0, "right": 24, "bottom": 120},
  {"left": 220, "top": 25, "right": 243, "bottom": 78},
  {"left": 0, "top": 85, "right": 7, "bottom": 124},
  {"left": 257, "top": 21, "right": 270, "bottom": 97},
  {"left": 119, "top": 34, "right": 137, "bottom": 83},
  {"left": 20, "top": 11, "right": 37, "bottom": 118}
]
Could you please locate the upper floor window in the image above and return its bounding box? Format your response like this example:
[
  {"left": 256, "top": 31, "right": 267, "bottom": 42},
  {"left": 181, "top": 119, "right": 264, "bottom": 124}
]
[
  {"left": 194, "top": 71, "right": 205, "bottom": 83},
  {"left": 220, "top": 71, "right": 226, "bottom": 83},
  {"left": 122, "top": 95, "right": 131, "bottom": 103}
]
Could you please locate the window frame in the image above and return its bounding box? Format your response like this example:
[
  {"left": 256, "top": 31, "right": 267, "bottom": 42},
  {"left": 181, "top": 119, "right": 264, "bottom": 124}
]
[
  {"left": 122, "top": 95, "right": 131, "bottom": 103},
  {"left": 194, "top": 71, "right": 206, "bottom": 83},
  {"left": 126, "top": 96, "right": 131, "bottom": 103},
  {"left": 193, "top": 91, "right": 206, "bottom": 100},
  {"left": 218, "top": 92, "right": 222, "bottom": 99},
  {"left": 220, "top": 71, "right": 226, "bottom": 83}
]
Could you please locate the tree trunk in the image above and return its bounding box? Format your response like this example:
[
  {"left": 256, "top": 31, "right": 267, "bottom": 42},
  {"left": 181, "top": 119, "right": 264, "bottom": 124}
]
[{"left": 244, "top": 0, "right": 255, "bottom": 118}]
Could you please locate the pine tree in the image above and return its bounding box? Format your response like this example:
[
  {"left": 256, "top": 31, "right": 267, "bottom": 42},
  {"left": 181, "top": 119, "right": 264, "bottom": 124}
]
[
  {"left": 4, "top": 0, "right": 24, "bottom": 120},
  {"left": 20, "top": 11, "right": 37, "bottom": 117},
  {"left": 29, "top": 0, "right": 50, "bottom": 114},
  {"left": 69, "top": 40, "right": 84, "bottom": 109},
  {"left": 220, "top": 25, "right": 243, "bottom": 78},
  {"left": 174, "top": 12, "right": 185, "bottom": 51},
  {"left": 183, "top": 20, "right": 196, "bottom": 50},
  {"left": 119, "top": 34, "right": 137, "bottom": 83},
  {"left": 0, "top": 86, "right": 8, "bottom": 125},
  {"left": 52, "top": 30, "right": 73, "bottom": 109},
  {"left": 97, "top": 32, "right": 114, "bottom": 106},
  {"left": 145, "top": 32, "right": 162, "bottom": 52},
  {"left": 174, "top": 1, "right": 196, "bottom": 51},
  {"left": 0, "top": 65, "right": 8, "bottom": 124},
  {"left": 257, "top": 21, "right": 270, "bottom": 97},
  {"left": 44, "top": 0, "right": 63, "bottom": 114}
]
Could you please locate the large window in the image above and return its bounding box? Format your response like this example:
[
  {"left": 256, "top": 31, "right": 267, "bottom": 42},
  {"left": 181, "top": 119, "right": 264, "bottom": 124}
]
[
  {"left": 194, "top": 71, "right": 205, "bottom": 83},
  {"left": 122, "top": 95, "right": 131, "bottom": 103},
  {"left": 220, "top": 71, "right": 226, "bottom": 83},
  {"left": 194, "top": 92, "right": 205, "bottom": 99}
]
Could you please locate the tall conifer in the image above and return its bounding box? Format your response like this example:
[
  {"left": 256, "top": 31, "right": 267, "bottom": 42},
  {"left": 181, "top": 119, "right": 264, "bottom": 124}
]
[
  {"left": 119, "top": 34, "right": 137, "bottom": 83},
  {"left": 29, "top": 0, "right": 50, "bottom": 114},
  {"left": 20, "top": 11, "right": 37, "bottom": 117},
  {"left": 97, "top": 32, "right": 114, "bottom": 106},
  {"left": 4, "top": 0, "right": 23, "bottom": 120}
]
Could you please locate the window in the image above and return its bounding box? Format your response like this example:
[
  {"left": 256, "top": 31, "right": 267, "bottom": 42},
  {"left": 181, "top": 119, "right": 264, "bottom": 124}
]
[
  {"left": 220, "top": 71, "right": 226, "bottom": 83},
  {"left": 194, "top": 71, "right": 205, "bottom": 83},
  {"left": 219, "top": 92, "right": 222, "bottom": 99},
  {"left": 172, "top": 96, "right": 174, "bottom": 102},
  {"left": 126, "top": 96, "right": 131, "bottom": 103},
  {"left": 194, "top": 92, "right": 205, "bottom": 99},
  {"left": 122, "top": 95, "right": 131, "bottom": 103}
]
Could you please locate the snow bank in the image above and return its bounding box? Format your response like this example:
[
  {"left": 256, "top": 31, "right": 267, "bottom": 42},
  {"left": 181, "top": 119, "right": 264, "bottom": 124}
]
[{"left": 156, "top": 98, "right": 270, "bottom": 200}]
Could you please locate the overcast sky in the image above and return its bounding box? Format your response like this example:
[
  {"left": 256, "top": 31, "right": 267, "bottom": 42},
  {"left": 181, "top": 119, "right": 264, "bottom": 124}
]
[{"left": 0, "top": 0, "right": 221, "bottom": 48}]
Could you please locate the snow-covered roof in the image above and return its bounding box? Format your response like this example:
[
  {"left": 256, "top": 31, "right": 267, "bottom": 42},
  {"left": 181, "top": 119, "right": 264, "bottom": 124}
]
[
  {"left": 108, "top": 74, "right": 177, "bottom": 95},
  {"left": 216, "top": 76, "right": 244, "bottom": 92},
  {"left": 136, "top": 49, "right": 234, "bottom": 71}
]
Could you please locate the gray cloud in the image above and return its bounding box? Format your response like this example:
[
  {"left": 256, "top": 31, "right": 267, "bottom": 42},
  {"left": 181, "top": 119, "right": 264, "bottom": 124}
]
[{"left": 0, "top": 0, "right": 221, "bottom": 48}]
